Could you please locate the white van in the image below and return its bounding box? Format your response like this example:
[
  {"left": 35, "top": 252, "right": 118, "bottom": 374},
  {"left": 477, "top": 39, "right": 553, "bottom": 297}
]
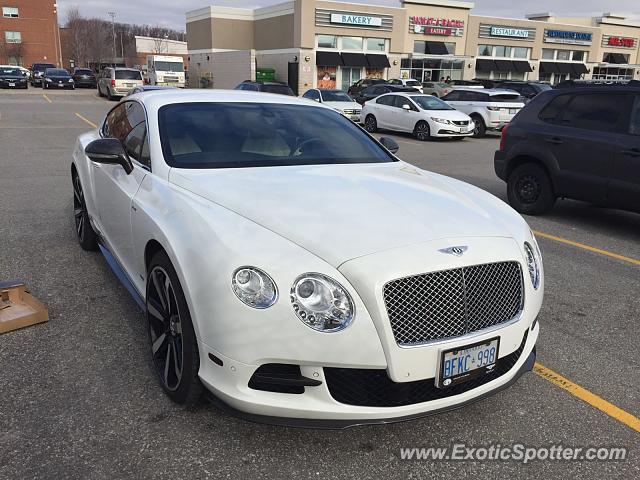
[{"left": 146, "top": 55, "right": 185, "bottom": 88}]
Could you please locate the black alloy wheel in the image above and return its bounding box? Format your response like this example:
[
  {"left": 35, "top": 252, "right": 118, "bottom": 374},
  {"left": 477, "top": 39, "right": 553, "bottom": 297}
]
[
  {"left": 471, "top": 115, "right": 486, "bottom": 138},
  {"left": 414, "top": 121, "right": 431, "bottom": 141},
  {"left": 507, "top": 163, "right": 556, "bottom": 215},
  {"left": 72, "top": 170, "right": 98, "bottom": 250},
  {"left": 364, "top": 115, "right": 377, "bottom": 133}
]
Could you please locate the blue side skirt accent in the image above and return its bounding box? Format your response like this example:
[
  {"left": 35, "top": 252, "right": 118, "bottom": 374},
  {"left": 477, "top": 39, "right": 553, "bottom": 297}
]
[{"left": 99, "top": 244, "right": 146, "bottom": 311}]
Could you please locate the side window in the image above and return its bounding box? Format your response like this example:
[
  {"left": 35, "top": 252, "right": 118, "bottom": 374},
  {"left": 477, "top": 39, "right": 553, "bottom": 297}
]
[
  {"left": 560, "top": 94, "right": 627, "bottom": 133},
  {"left": 539, "top": 94, "right": 572, "bottom": 124},
  {"left": 306, "top": 90, "right": 320, "bottom": 101},
  {"left": 394, "top": 96, "right": 416, "bottom": 110},
  {"left": 103, "top": 104, "right": 127, "bottom": 140},
  {"left": 123, "top": 123, "right": 146, "bottom": 162},
  {"left": 476, "top": 93, "right": 490, "bottom": 102},
  {"left": 444, "top": 91, "right": 460, "bottom": 101},
  {"left": 629, "top": 95, "right": 640, "bottom": 136},
  {"left": 376, "top": 95, "right": 394, "bottom": 106}
]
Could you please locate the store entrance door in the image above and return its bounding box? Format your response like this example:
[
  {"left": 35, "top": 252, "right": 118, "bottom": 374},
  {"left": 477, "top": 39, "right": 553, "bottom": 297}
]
[
  {"left": 422, "top": 70, "right": 434, "bottom": 82},
  {"left": 288, "top": 62, "right": 299, "bottom": 95},
  {"left": 341, "top": 67, "right": 362, "bottom": 91}
]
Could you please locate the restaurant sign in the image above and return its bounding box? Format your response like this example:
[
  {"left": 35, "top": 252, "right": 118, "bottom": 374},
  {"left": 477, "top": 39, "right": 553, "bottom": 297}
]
[
  {"left": 490, "top": 26, "right": 530, "bottom": 38},
  {"left": 605, "top": 36, "right": 636, "bottom": 48}
]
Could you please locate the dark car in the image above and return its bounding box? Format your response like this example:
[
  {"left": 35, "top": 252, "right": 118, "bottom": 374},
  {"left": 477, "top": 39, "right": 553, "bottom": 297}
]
[
  {"left": 30, "top": 62, "right": 56, "bottom": 87},
  {"left": 493, "top": 81, "right": 552, "bottom": 101},
  {"left": 72, "top": 68, "right": 97, "bottom": 88},
  {"left": 353, "top": 84, "right": 419, "bottom": 105},
  {"left": 495, "top": 84, "right": 640, "bottom": 215},
  {"left": 347, "top": 78, "right": 387, "bottom": 97},
  {"left": 235, "top": 80, "right": 295, "bottom": 96},
  {"left": 42, "top": 68, "right": 75, "bottom": 90},
  {"left": 0, "top": 67, "right": 28, "bottom": 89}
]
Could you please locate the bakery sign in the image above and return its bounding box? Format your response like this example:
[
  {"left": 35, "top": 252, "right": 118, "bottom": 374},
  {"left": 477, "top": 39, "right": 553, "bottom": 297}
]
[
  {"left": 330, "top": 13, "right": 383, "bottom": 27},
  {"left": 411, "top": 17, "right": 465, "bottom": 37}
]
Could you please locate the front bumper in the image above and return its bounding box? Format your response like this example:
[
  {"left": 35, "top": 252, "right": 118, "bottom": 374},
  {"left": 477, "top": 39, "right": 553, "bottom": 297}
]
[
  {"left": 431, "top": 121, "right": 473, "bottom": 137},
  {"left": 0, "top": 81, "right": 27, "bottom": 89},
  {"left": 198, "top": 321, "right": 538, "bottom": 427}
]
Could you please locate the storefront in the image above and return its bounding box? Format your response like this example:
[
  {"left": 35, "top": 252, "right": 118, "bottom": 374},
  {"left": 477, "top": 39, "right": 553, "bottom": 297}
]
[
  {"left": 537, "top": 29, "right": 592, "bottom": 84},
  {"left": 471, "top": 23, "right": 536, "bottom": 80},
  {"left": 594, "top": 35, "right": 639, "bottom": 80}
]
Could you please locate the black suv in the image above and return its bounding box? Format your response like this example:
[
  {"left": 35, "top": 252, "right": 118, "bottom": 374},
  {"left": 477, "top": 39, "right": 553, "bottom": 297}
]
[
  {"left": 30, "top": 62, "right": 56, "bottom": 87},
  {"left": 235, "top": 80, "right": 295, "bottom": 96},
  {"left": 494, "top": 81, "right": 552, "bottom": 101},
  {"left": 495, "top": 83, "right": 640, "bottom": 215},
  {"left": 347, "top": 78, "right": 386, "bottom": 97},
  {"left": 353, "top": 84, "right": 418, "bottom": 105}
]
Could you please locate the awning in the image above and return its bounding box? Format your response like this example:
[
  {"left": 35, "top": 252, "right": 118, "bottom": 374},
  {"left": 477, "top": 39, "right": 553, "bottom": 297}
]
[
  {"left": 512, "top": 60, "right": 533, "bottom": 72},
  {"left": 424, "top": 41, "right": 449, "bottom": 55},
  {"left": 340, "top": 52, "right": 368, "bottom": 67},
  {"left": 539, "top": 62, "right": 560, "bottom": 73},
  {"left": 493, "top": 59, "right": 515, "bottom": 72},
  {"left": 605, "top": 53, "right": 627, "bottom": 64},
  {"left": 555, "top": 63, "right": 575, "bottom": 74},
  {"left": 571, "top": 63, "right": 589, "bottom": 75},
  {"left": 475, "top": 59, "right": 497, "bottom": 71},
  {"left": 316, "top": 51, "right": 343, "bottom": 66},
  {"left": 366, "top": 54, "right": 390, "bottom": 68}
]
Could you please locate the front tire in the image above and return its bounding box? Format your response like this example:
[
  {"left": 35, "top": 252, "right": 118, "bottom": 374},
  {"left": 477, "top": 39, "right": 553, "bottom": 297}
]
[
  {"left": 72, "top": 169, "right": 98, "bottom": 251},
  {"left": 364, "top": 114, "right": 377, "bottom": 133},
  {"left": 507, "top": 163, "right": 556, "bottom": 215},
  {"left": 146, "top": 251, "right": 203, "bottom": 405},
  {"left": 471, "top": 115, "right": 486, "bottom": 138},
  {"left": 414, "top": 121, "right": 431, "bottom": 141}
]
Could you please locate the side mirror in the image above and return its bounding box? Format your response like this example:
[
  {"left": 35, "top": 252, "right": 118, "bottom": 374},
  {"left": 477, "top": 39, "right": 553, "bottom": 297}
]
[
  {"left": 379, "top": 137, "right": 399, "bottom": 154},
  {"left": 85, "top": 138, "right": 133, "bottom": 174},
  {"left": 402, "top": 104, "right": 411, "bottom": 111}
]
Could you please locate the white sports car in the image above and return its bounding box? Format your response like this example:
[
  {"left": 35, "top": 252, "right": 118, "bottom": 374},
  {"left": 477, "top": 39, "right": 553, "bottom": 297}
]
[{"left": 71, "top": 90, "right": 542, "bottom": 427}]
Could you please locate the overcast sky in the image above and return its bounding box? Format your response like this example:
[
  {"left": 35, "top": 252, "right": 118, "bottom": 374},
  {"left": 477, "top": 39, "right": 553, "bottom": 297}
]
[{"left": 58, "top": 0, "right": 638, "bottom": 31}]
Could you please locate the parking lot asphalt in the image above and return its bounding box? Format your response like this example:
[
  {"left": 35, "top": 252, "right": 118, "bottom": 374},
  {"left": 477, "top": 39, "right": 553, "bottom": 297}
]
[{"left": 0, "top": 89, "right": 638, "bottom": 480}]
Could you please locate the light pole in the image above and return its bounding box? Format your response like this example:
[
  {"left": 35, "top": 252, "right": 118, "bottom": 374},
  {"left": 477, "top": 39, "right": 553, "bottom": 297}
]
[{"left": 108, "top": 11, "right": 116, "bottom": 64}]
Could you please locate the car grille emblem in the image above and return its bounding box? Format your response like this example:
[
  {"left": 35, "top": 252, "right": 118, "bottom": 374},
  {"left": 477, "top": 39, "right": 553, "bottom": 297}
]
[{"left": 439, "top": 246, "right": 468, "bottom": 257}]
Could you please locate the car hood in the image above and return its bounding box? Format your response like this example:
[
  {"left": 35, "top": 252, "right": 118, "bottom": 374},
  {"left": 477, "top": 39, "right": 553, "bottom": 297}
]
[
  {"left": 323, "top": 101, "right": 362, "bottom": 110},
  {"left": 169, "top": 162, "right": 524, "bottom": 267},
  {"left": 422, "top": 109, "right": 470, "bottom": 120},
  {"left": 0, "top": 75, "right": 24, "bottom": 80}
]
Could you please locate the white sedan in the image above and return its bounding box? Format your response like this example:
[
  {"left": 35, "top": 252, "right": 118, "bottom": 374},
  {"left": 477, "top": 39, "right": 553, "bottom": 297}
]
[
  {"left": 362, "top": 93, "right": 474, "bottom": 140},
  {"left": 301, "top": 88, "right": 362, "bottom": 122},
  {"left": 71, "top": 90, "right": 542, "bottom": 426}
]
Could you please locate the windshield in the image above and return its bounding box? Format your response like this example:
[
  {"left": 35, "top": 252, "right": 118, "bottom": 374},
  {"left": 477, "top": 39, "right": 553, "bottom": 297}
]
[
  {"left": 321, "top": 91, "right": 353, "bottom": 102},
  {"left": 262, "top": 84, "right": 294, "bottom": 96},
  {"left": 412, "top": 95, "right": 454, "bottom": 111},
  {"left": 0, "top": 68, "right": 21, "bottom": 76},
  {"left": 75, "top": 69, "right": 93, "bottom": 75},
  {"left": 405, "top": 80, "right": 421, "bottom": 87},
  {"left": 46, "top": 69, "right": 69, "bottom": 76},
  {"left": 33, "top": 64, "right": 55, "bottom": 71},
  {"left": 154, "top": 61, "right": 183, "bottom": 73},
  {"left": 115, "top": 70, "right": 142, "bottom": 80},
  {"left": 159, "top": 103, "right": 396, "bottom": 169},
  {"left": 490, "top": 94, "right": 522, "bottom": 102}
]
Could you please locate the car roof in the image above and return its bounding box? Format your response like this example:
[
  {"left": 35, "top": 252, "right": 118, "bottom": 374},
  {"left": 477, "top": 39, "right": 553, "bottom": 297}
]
[
  {"left": 113, "top": 67, "right": 140, "bottom": 71},
  {"left": 450, "top": 88, "right": 519, "bottom": 95}
]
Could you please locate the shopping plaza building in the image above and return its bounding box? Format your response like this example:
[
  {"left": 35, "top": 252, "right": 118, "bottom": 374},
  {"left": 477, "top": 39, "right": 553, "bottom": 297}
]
[{"left": 186, "top": 0, "right": 640, "bottom": 92}]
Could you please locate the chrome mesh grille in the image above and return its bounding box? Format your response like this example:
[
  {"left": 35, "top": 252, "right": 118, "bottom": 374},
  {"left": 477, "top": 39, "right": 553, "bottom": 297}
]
[
  {"left": 452, "top": 120, "right": 470, "bottom": 126},
  {"left": 383, "top": 262, "right": 523, "bottom": 346}
]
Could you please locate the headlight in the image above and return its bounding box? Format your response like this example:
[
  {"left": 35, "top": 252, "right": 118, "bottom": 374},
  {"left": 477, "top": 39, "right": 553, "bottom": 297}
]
[
  {"left": 290, "top": 273, "right": 354, "bottom": 332},
  {"left": 430, "top": 117, "right": 452, "bottom": 125},
  {"left": 524, "top": 242, "right": 541, "bottom": 289},
  {"left": 68, "top": 79, "right": 74, "bottom": 83},
  {"left": 45, "top": 78, "right": 52, "bottom": 82},
  {"left": 231, "top": 267, "right": 277, "bottom": 309}
]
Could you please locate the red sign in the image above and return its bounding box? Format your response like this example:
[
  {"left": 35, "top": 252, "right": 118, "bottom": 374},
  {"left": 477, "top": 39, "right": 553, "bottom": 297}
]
[
  {"left": 426, "top": 27, "right": 453, "bottom": 36},
  {"left": 411, "top": 16, "right": 464, "bottom": 28},
  {"left": 608, "top": 36, "right": 635, "bottom": 48}
]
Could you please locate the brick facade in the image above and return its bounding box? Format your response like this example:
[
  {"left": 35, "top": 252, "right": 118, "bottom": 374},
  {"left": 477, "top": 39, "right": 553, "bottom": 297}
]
[{"left": 0, "top": 0, "right": 61, "bottom": 67}]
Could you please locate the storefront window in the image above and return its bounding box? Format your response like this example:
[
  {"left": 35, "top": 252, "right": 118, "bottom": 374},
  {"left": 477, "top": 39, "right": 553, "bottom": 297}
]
[
  {"left": 556, "top": 50, "right": 571, "bottom": 61},
  {"left": 317, "top": 67, "right": 337, "bottom": 89},
  {"left": 513, "top": 47, "right": 529, "bottom": 59},
  {"left": 571, "top": 51, "right": 586, "bottom": 62},
  {"left": 444, "top": 43, "right": 456, "bottom": 55},
  {"left": 542, "top": 49, "right": 555, "bottom": 60},
  {"left": 366, "top": 38, "right": 385, "bottom": 51},
  {"left": 413, "top": 41, "right": 426, "bottom": 54},
  {"left": 340, "top": 67, "right": 361, "bottom": 91},
  {"left": 342, "top": 37, "right": 363, "bottom": 50},
  {"left": 401, "top": 58, "right": 411, "bottom": 69},
  {"left": 478, "top": 44, "right": 492, "bottom": 56},
  {"left": 494, "top": 46, "right": 512, "bottom": 58},
  {"left": 317, "top": 35, "right": 337, "bottom": 49}
]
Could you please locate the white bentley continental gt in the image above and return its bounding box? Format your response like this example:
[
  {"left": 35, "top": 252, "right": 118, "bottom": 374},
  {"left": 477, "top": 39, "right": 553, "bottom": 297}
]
[{"left": 71, "top": 90, "right": 543, "bottom": 427}]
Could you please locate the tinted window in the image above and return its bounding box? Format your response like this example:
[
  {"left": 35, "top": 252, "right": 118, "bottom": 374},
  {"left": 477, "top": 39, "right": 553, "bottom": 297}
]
[
  {"left": 124, "top": 101, "right": 146, "bottom": 129},
  {"left": 539, "top": 94, "right": 572, "bottom": 123},
  {"left": 124, "top": 123, "right": 146, "bottom": 161},
  {"left": 158, "top": 103, "right": 396, "bottom": 169},
  {"left": 321, "top": 91, "right": 352, "bottom": 102},
  {"left": 46, "top": 69, "right": 69, "bottom": 76},
  {"left": 488, "top": 94, "right": 521, "bottom": 102},
  {"left": 388, "top": 79, "right": 400, "bottom": 85},
  {"left": 303, "top": 90, "right": 320, "bottom": 101},
  {"left": 560, "top": 94, "right": 627, "bottom": 133},
  {"left": 630, "top": 96, "right": 640, "bottom": 136},
  {"left": 75, "top": 69, "right": 92, "bottom": 75},
  {"left": 443, "top": 91, "right": 461, "bottom": 101},
  {"left": 103, "top": 104, "right": 127, "bottom": 140},
  {"left": 115, "top": 70, "right": 142, "bottom": 80},
  {"left": 376, "top": 95, "right": 394, "bottom": 106},
  {"left": 393, "top": 96, "right": 413, "bottom": 109},
  {"left": 262, "top": 84, "right": 294, "bottom": 96},
  {"left": 412, "top": 95, "right": 454, "bottom": 111},
  {"left": 0, "top": 68, "right": 21, "bottom": 76}
]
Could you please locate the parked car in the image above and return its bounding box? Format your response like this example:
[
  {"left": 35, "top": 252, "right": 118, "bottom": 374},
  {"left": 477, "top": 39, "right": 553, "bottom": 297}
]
[
  {"left": 495, "top": 84, "right": 640, "bottom": 215},
  {"left": 471, "top": 79, "right": 498, "bottom": 89},
  {"left": 97, "top": 67, "right": 144, "bottom": 100},
  {"left": 235, "top": 80, "right": 295, "bottom": 96},
  {"left": 301, "top": 88, "right": 362, "bottom": 122},
  {"left": 72, "top": 68, "right": 97, "bottom": 88},
  {"left": 42, "top": 68, "right": 74, "bottom": 90},
  {"left": 493, "top": 81, "right": 552, "bottom": 101},
  {"left": 71, "top": 89, "right": 541, "bottom": 424},
  {"left": 347, "top": 78, "right": 387, "bottom": 97},
  {"left": 353, "top": 84, "right": 418, "bottom": 105},
  {"left": 388, "top": 78, "right": 424, "bottom": 93},
  {"left": 0, "top": 66, "right": 28, "bottom": 89},
  {"left": 421, "top": 81, "right": 452, "bottom": 98},
  {"left": 448, "top": 80, "right": 485, "bottom": 89},
  {"left": 443, "top": 88, "right": 525, "bottom": 137},
  {"left": 1, "top": 65, "right": 30, "bottom": 79},
  {"left": 127, "top": 85, "right": 176, "bottom": 96},
  {"left": 30, "top": 62, "right": 55, "bottom": 87},
  {"left": 362, "top": 93, "right": 473, "bottom": 140}
]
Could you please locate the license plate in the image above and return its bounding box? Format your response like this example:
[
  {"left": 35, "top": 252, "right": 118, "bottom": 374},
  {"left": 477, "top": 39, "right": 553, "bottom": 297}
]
[
  {"left": 8, "top": 82, "right": 15, "bottom": 87},
  {"left": 436, "top": 337, "right": 500, "bottom": 388},
  {"left": 509, "top": 108, "right": 517, "bottom": 114},
  {"left": 125, "top": 83, "right": 134, "bottom": 87}
]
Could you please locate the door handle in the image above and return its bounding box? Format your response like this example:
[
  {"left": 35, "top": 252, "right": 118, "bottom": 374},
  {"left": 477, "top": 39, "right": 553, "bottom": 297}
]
[
  {"left": 545, "top": 137, "right": 563, "bottom": 145},
  {"left": 621, "top": 148, "right": 640, "bottom": 157}
]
